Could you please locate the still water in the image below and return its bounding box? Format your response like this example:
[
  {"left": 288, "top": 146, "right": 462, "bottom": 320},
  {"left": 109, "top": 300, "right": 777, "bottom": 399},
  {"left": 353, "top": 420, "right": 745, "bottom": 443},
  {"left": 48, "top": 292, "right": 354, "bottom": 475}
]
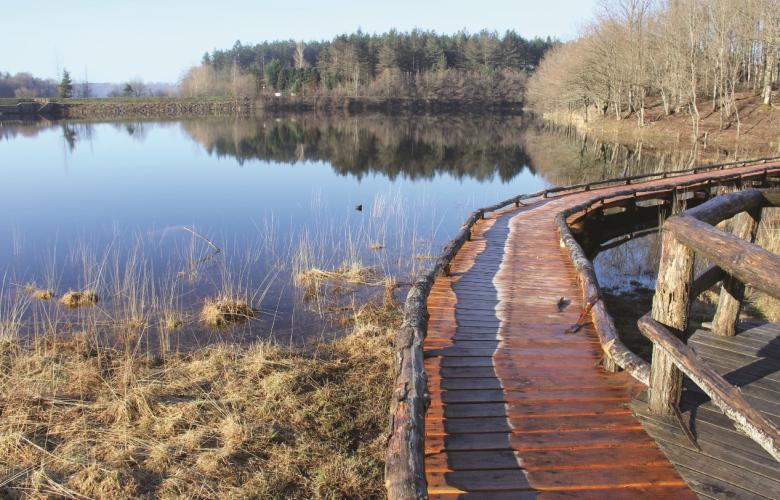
[{"left": 0, "top": 114, "right": 729, "bottom": 347}]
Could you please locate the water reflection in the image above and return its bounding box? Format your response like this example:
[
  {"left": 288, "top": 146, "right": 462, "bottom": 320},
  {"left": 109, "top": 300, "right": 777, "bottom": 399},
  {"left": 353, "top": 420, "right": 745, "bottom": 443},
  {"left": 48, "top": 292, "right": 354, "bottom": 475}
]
[
  {"left": 0, "top": 113, "right": 766, "bottom": 348},
  {"left": 4, "top": 114, "right": 757, "bottom": 184},
  {"left": 182, "top": 115, "right": 534, "bottom": 181}
]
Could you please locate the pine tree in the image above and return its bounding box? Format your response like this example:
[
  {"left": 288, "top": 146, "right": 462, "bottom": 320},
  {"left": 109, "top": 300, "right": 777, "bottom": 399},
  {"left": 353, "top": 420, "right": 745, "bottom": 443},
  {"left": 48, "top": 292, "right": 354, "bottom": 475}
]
[{"left": 59, "top": 69, "right": 73, "bottom": 98}]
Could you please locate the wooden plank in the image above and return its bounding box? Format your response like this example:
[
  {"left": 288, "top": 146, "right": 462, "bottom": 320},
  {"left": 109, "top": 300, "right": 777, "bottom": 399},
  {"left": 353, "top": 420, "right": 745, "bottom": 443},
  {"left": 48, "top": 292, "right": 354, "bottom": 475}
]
[
  {"left": 426, "top": 400, "right": 634, "bottom": 420},
  {"left": 426, "top": 413, "right": 644, "bottom": 435},
  {"left": 638, "top": 315, "right": 780, "bottom": 460},
  {"left": 690, "top": 329, "right": 780, "bottom": 357},
  {"left": 635, "top": 394, "right": 780, "bottom": 462},
  {"left": 435, "top": 365, "right": 617, "bottom": 379},
  {"left": 685, "top": 343, "right": 780, "bottom": 384},
  {"left": 432, "top": 387, "right": 631, "bottom": 404},
  {"left": 636, "top": 417, "right": 780, "bottom": 488},
  {"left": 425, "top": 446, "right": 674, "bottom": 472},
  {"left": 425, "top": 346, "right": 603, "bottom": 358},
  {"left": 691, "top": 337, "right": 780, "bottom": 364},
  {"left": 425, "top": 428, "right": 659, "bottom": 452},
  {"left": 685, "top": 379, "right": 780, "bottom": 408},
  {"left": 426, "top": 469, "right": 532, "bottom": 492},
  {"left": 432, "top": 375, "right": 634, "bottom": 391},
  {"left": 535, "top": 486, "right": 698, "bottom": 499},
  {"left": 674, "top": 465, "right": 776, "bottom": 500}
]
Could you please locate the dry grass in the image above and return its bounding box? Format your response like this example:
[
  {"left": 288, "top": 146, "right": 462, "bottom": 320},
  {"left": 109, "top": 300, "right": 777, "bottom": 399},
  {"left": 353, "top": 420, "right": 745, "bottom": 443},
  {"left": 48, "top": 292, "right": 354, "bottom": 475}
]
[
  {"left": 294, "top": 261, "right": 383, "bottom": 305},
  {"left": 296, "top": 261, "right": 380, "bottom": 288},
  {"left": 59, "top": 290, "right": 99, "bottom": 309},
  {"left": 23, "top": 284, "right": 55, "bottom": 301},
  {"left": 0, "top": 302, "right": 400, "bottom": 499},
  {"left": 161, "top": 311, "right": 184, "bottom": 331},
  {"left": 750, "top": 208, "right": 780, "bottom": 321},
  {"left": 200, "top": 297, "right": 255, "bottom": 328}
]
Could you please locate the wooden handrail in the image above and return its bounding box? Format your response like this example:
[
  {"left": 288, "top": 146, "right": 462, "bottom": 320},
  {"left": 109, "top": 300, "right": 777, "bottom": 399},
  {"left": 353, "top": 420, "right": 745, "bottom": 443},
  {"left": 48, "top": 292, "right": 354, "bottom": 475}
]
[
  {"left": 385, "top": 156, "right": 780, "bottom": 499},
  {"left": 681, "top": 188, "right": 765, "bottom": 225},
  {"left": 665, "top": 216, "right": 780, "bottom": 298},
  {"left": 638, "top": 314, "right": 780, "bottom": 462},
  {"left": 691, "top": 265, "right": 726, "bottom": 298},
  {"left": 643, "top": 186, "right": 780, "bottom": 463}
]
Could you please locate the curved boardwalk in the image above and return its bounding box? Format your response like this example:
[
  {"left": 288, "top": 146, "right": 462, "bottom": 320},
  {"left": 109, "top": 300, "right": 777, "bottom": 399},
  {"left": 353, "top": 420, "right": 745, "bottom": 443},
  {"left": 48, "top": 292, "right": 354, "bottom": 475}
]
[{"left": 422, "top": 162, "right": 780, "bottom": 498}]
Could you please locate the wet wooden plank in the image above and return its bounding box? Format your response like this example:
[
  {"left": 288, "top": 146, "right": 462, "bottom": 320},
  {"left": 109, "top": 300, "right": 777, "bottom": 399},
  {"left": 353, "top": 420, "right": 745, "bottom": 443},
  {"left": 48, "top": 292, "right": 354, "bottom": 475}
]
[{"left": 415, "top": 167, "right": 780, "bottom": 497}]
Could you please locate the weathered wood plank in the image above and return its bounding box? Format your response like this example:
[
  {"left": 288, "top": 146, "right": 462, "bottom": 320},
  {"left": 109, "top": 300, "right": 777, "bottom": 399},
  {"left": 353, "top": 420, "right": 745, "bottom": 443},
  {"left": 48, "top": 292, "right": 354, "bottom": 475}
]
[
  {"left": 638, "top": 315, "right": 780, "bottom": 460},
  {"left": 632, "top": 403, "right": 780, "bottom": 480}
]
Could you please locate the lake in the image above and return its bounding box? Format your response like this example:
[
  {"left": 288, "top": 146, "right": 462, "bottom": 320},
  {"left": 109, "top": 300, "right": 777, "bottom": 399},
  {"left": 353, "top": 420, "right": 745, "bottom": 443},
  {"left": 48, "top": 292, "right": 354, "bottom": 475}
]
[{"left": 0, "top": 113, "right": 731, "bottom": 349}]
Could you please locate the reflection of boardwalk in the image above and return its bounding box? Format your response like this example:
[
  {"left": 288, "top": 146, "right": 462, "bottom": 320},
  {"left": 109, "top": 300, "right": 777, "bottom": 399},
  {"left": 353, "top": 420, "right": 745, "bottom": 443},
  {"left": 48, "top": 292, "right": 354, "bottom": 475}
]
[{"left": 421, "top": 161, "right": 780, "bottom": 497}]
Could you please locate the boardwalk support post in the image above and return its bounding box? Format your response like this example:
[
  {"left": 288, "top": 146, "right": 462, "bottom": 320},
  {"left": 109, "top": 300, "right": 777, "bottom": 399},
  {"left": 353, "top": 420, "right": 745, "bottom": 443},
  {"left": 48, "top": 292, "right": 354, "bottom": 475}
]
[
  {"left": 649, "top": 230, "right": 694, "bottom": 415},
  {"left": 711, "top": 209, "right": 761, "bottom": 336}
]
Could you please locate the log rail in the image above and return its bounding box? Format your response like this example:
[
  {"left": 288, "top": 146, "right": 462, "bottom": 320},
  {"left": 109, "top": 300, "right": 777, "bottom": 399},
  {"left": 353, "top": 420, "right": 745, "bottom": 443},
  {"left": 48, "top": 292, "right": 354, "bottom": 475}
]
[
  {"left": 385, "top": 155, "right": 780, "bottom": 499},
  {"left": 637, "top": 187, "right": 780, "bottom": 462}
]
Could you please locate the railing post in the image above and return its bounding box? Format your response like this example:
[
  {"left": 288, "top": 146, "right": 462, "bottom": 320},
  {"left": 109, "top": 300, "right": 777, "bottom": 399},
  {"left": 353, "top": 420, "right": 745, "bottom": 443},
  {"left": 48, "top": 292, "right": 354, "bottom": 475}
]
[
  {"left": 711, "top": 208, "right": 762, "bottom": 336},
  {"left": 649, "top": 230, "right": 695, "bottom": 415}
]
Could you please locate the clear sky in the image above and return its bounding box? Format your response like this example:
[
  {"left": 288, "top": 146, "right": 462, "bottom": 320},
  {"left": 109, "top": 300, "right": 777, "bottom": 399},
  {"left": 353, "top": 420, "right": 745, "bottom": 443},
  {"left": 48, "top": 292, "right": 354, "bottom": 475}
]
[{"left": 4, "top": 0, "right": 598, "bottom": 83}]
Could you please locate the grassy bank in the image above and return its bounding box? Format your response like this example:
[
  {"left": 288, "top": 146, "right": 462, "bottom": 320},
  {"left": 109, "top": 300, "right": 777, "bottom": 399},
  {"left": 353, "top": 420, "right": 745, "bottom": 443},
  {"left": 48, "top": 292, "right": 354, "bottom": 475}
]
[
  {"left": 0, "top": 302, "right": 399, "bottom": 498},
  {"left": 540, "top": 93, "right": 780, "bottom": 161}
]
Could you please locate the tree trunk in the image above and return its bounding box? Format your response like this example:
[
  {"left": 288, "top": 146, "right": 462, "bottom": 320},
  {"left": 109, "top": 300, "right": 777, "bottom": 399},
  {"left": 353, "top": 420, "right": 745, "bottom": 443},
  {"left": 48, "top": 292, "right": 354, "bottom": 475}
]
[{"left": 763, "top": 47, "right": 777, "bottom": 106}]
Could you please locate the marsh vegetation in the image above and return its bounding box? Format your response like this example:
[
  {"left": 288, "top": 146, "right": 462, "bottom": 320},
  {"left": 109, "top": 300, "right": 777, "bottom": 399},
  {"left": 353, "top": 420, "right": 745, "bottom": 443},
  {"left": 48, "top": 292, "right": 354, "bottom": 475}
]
[{"left": 2, "top": 112, "right": 777, "bottom": 497}]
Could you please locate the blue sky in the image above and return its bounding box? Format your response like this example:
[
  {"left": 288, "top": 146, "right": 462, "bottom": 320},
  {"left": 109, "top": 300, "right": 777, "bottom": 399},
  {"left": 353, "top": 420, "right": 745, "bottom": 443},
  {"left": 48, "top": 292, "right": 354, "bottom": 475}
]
[{"left": 4, "top": 0, "right": 598, "bottom": 83}]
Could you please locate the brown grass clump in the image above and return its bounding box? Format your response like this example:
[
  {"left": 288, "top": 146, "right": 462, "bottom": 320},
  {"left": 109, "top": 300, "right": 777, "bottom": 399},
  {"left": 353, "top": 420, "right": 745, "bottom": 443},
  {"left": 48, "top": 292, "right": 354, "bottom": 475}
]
[
  {"left": 200, "top": 297, "right": 254, "bottom": 328},
  {"left": 0, "top": 302, "right": 400, "bottom": 498},
  {"left": 295, "top": 261, "right": 382, "bottom": 298},
  {"left": 26, "top": 286, "right": 55, "bottom": 301},
  {"left": 162, "top": 311, "right": 185, "bottom": 331},
  {"left": 59, "top": 289, "right": 99, "bottom": 308}
]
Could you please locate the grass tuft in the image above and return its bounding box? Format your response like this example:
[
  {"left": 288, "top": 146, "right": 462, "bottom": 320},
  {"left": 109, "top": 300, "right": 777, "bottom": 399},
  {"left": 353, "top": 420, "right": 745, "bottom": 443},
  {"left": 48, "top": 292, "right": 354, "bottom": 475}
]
[
  {"left": 200, "top": 296, "right": 255, "bottom": 328},
  {"left": 24, "top": 284, "right": 55, "bottom": 301},
  {"left": 59, "top": 290, "right": 99, "bottom": 308}
]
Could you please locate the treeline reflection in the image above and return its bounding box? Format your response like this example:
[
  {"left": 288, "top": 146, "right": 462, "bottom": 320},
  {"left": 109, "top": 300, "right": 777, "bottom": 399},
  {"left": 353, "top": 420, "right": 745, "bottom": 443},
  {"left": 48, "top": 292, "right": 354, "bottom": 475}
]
[
  {"left": 1, "top": 114, "right": 755, "bottom": 184},
  {"left": 181, "top": 115, "right": 534, "bottom": 181}
]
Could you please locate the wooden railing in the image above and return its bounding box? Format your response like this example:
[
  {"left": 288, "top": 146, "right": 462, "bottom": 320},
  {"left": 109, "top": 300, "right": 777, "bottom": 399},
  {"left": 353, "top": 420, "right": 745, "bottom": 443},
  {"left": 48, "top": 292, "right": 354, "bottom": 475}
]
[
  {"left": 637, "top": 188, "right": 780, "bottom": 462},
  {"left": 385, "top": 156, "right": 780, "bottom": 499}
]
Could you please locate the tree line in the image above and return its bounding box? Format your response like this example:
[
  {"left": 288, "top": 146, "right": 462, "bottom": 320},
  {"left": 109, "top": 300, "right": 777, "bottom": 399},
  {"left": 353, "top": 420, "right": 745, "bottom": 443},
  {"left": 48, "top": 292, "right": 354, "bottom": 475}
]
[
  {"left": 526, "top": 0, "right": 779, "bottom": 134},
  {"left": 0, "top": 70, "right": 173, "bottom": 99},
  {"left": 0, "top": 72, "right": 58, "bottom": 98},
  {"left": 181, "top": 29, "right": 555, "bottom": 102}
]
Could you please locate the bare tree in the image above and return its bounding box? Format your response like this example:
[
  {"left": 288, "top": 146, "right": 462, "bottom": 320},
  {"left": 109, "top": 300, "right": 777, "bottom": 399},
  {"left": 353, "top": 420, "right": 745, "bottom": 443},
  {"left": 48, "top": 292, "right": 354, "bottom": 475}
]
[{"left": 294, "top": 42, "right": 309, "bottom": 69}]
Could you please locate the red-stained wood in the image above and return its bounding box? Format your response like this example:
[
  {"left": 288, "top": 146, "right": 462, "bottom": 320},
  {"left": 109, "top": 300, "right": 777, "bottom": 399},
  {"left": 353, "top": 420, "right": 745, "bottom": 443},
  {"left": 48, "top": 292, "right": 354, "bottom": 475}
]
[{"left": 414, "top": 160, "right": 780, "bottom": 498}]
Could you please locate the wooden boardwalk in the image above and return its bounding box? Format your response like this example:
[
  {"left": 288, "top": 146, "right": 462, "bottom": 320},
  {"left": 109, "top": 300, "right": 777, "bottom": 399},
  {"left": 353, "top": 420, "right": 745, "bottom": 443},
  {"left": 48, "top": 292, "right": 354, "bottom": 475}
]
[
  {"left": 420, "top": 162, "right": 780, "bottom": 498},
  {"left": 633, "top": 325, "right": 780, "bottom": 499}
]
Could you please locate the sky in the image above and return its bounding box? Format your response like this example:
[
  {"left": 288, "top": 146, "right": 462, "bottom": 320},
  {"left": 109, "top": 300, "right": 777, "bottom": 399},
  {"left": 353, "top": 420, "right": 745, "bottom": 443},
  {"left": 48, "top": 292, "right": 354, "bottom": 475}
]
[{"left": 3, "top": 0, "right": 599, "bottom": 84}]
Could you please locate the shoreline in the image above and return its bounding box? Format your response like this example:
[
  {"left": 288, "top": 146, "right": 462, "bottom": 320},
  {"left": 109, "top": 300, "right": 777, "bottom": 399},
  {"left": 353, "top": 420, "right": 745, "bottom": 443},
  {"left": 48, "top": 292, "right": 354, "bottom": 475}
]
[
  {"left": 536, "top": 93, "right": 780, "bottom": 161},
  {"left": 0, "top": 96, "right": 524, "bottom": 120}
]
